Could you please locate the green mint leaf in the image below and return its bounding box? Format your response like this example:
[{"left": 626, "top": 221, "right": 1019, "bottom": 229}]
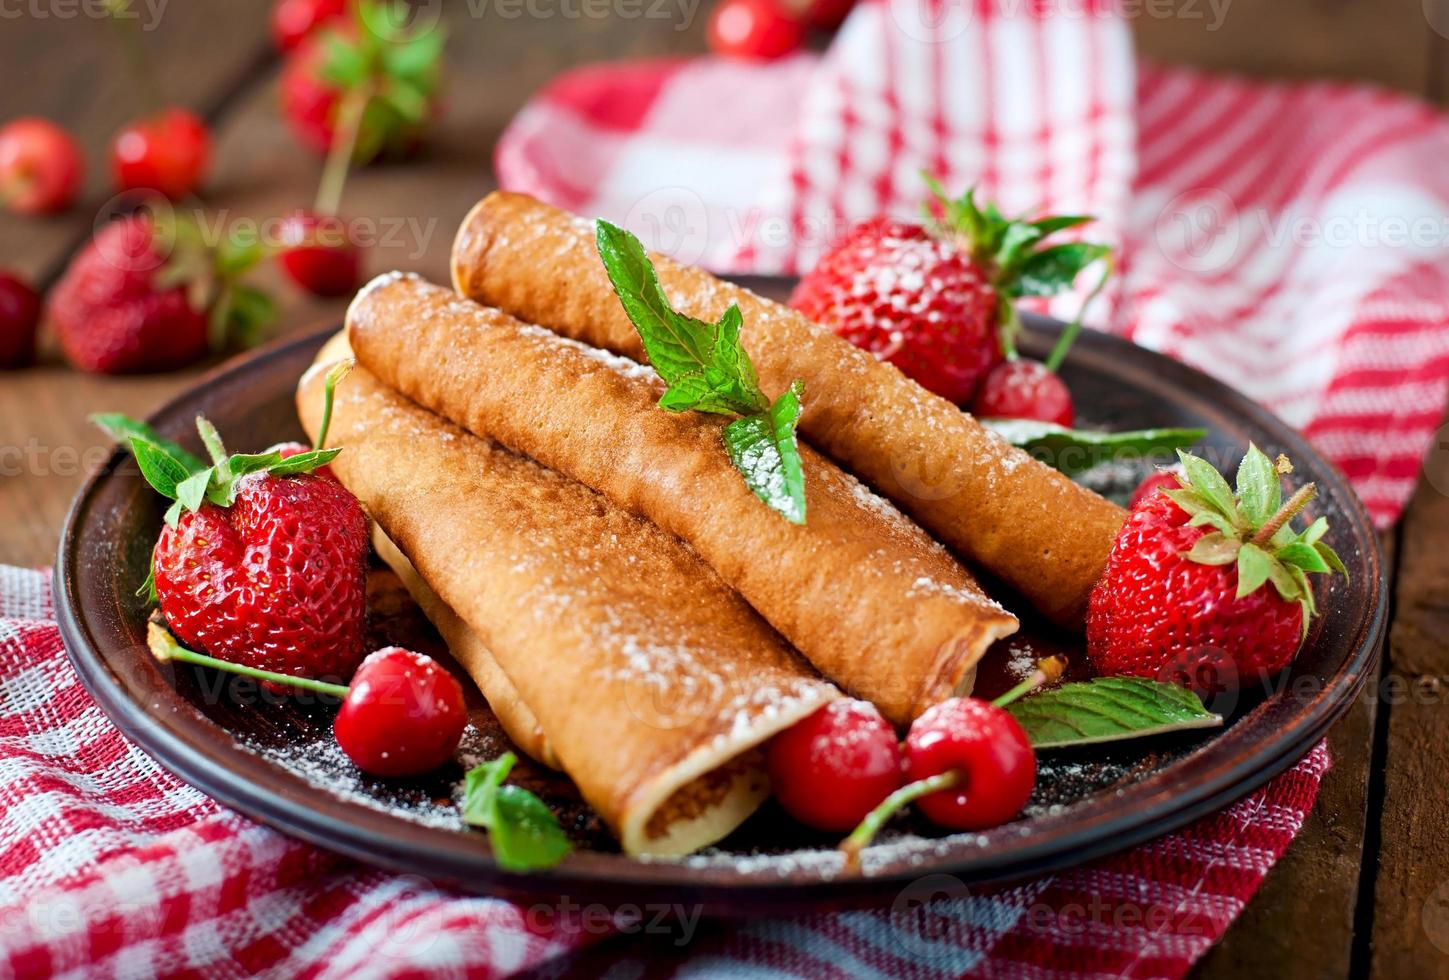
[
  {"left": 1005, "top": 677, "right": 1222, "bottom": 748},
  {"left": 595, "top": 221, "right": 768, "bottom": 414},
  {"left": 1178, "top": 450, "right": 1240, "bottom": 525},
  {"left": 461, "top": 753, "right": 573, "bottom": 872},
  {"left": 1013, "top": 242, "right": 1112, "bottom": 298},
  {"left": 1234, "top": 444, "right": 1280, "bottom": 526},
  {"left": 1235, "top": 542, "right": 1273, "bottom": 597},
  {"left": 175, "top": 468, "right": 213, "bottom": 515},
  {"left": 723, "top": 381, "right": 807, "bottom": 525},
  {"left": 129, "top": 438, "right": 191, "bottom": 500},
  {"left": 982, "top": 419, "right": 1205, "bottom": 478},
  {"left": 268, "top": 447, "right": 343, "bottom": 476},
  {"left": 92, "top": 414, "right": 207, "bottom": 474}
]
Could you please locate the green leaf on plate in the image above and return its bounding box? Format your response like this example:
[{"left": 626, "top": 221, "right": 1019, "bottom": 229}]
[
  {"left": 981, "top": 419, "right": 1206, "bottom": 478},
  {"left": 461, "top": 753, "right": 573, "bottom": 872},
  {"left": 1006, "top": 677, "right": 1223, "bottom": 748}
]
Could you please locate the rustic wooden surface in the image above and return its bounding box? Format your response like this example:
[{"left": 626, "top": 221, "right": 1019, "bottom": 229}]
[{"left": 0, "top": 1, "right": 1445, "bottom": 975}]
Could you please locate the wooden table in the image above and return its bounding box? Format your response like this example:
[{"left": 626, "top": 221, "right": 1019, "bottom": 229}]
[{"left": 2, "top": 2, "right": 1447, "bottom": 974}]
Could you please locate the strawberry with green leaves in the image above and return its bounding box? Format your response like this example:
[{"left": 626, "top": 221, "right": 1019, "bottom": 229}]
[
  {"left": 791, "top": 176, "right": 1111, "bottom": 409},
  {"left": 98, "top": 362, "right": 368, "bottom": 685},
  {"left": 280, "top": 0, "right": 445, "bottom": 162},
  {"left": 50, "top": 213, "right": 276, "bottom": 375},
  {"left": 1087, "top": 446, "right": 1346, "bottom": 687}
]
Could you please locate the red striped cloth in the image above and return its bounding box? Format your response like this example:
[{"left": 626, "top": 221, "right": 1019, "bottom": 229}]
[
  {"left": 4, "top": 563, "right": 1330, "bottom": 976},
  {"left": 497, "top": 0, "right": 1449, "bottom": 526}
]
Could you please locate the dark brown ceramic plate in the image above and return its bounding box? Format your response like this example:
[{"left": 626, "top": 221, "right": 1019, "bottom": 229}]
[{"left": 56, "top": 298, "right": 1386, "bottom": 913}]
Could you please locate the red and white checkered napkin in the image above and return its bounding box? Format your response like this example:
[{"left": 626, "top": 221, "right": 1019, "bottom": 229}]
[
  {"left": 498, "top": 0, "right": 1449, "bottom": 528},
  {"left": 6, "top": 564, "right": 1327, "bottom": 977}
]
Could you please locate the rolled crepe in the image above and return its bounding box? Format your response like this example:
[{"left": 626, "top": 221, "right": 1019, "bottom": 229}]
[
  {"left": 347, "top": 273, "right": 1018, "bottom": 726},
  {"left": 451, "top": 192, "right": 1126, "bottom": 627},
  {"left": 371, "top": 525, "right": 559, "bottom": 770},
  {"left": 297, "top": 337, "right": 838, "bottom": 857}
]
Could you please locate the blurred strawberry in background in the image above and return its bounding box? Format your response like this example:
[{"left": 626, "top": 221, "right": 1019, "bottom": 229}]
[
  {"left": 49, "top": 212, "right": 276, "bottom": 375},
  {"left": 110, "top": 108, "right": 213, "bottom": 200},
  {"left": 0, "top": 118, "right": 83, "bottom": 214},
  {"left": 280, "top": 0, "right": 444, "bottom": 162}
]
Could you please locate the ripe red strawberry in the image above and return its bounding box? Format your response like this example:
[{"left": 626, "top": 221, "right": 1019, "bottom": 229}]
[
  {"left": 110, "top": 108, "right": 213, "bottom": 201},
  {"left": 120, "top": 410, "right": 368, "bottom": 684},
  {"left": 1087, "top": 446, "right": 1346, "bottom": 687},
  {"left": 279, "top": 7, "right": 443, "bottom": 162},
  {"left": 791, "top": 178, "right": 1110, "bottom": 404},
  {"left": 49, "top": 213, "right": 275, "bottom": 375}
]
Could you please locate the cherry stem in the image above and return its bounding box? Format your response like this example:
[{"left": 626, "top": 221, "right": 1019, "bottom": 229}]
[
  {"left": 991, "top": 655, "right": 1067, "bottom": 709},
  {"left": 314, "top": 359, "right": 355, "bottom": 451},
  {"left": 1251, "top": 482, "right": 1317, "bottom": 546},
  {"left": 314, "top": 82, "right": 375, "bottom": 218},
  {"left": 840, "top": 770, "right": 961, "bottom": 866},
  {"left": 150, "top": 624, "right": 350, "bottom": 699},
  {"left": 104, "top": 0, "right": 164, "bottom": 114},
  {"left": 1043, "top": 255, "right": 1113, "bottom": 374}
]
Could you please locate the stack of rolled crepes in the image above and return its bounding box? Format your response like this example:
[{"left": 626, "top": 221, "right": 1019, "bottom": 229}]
[{"left": 296, "top": 192, "right": 1128, "bottom": 858}]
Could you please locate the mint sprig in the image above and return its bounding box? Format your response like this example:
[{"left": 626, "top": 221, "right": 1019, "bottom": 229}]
[
  {"left": 595, "top": 220, "right": 807, "bottom": 524},
  {"left": 1005, "top": 677, "right": 1223, "bottom": 748},
  {"left": 982, "top": 419, "right": 1205, "bottom": 478},
  {"left": 461, "top": 753, "right": 573, "bottom": 871}
]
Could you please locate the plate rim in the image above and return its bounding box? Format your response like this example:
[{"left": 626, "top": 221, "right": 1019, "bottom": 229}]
[{"left": 55, "top": 315, "right": 1388, "bottom": 911}]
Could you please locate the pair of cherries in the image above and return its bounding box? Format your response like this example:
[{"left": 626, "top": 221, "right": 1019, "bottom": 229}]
[{"left": 767, "top": 676, "right": 1046, "bottom": 840}]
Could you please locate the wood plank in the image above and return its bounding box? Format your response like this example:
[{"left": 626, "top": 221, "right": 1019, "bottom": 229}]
[
  {"left": 1368, "top": 431, "right": 1449, "bottom": 976},
  {"left": 1192, "top": 540, "right": 1387, "bottom": 978},
  {"left": 1132, "top": 0, "right": 1436, "bottom": 100},
  {"left": 0, "top": 0, "right": 275, "bottom": 282}
]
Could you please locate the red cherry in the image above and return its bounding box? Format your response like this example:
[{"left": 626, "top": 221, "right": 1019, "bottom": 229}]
[
  {"left": 271, "top": 0, "right": 349, "bottom": 51},
  {"left": 276, "top": 210, "right": 364, "bottom": 297},
  {"left": 707, "top": 0, "right": 805, "bottom": 61},
  {"left": 1128, "top": 467, "right": 1184, "bottom": 510},
  {"left": 334, "top": 647, "right": 467, "bottom": 777},
  {"left": 0, "top": 117, "right": 84, "bottom": 214},
  {"left": 0, "top": 272, "right": 41, "bottom": 368},
  {"left": 903, "top": 697, "right": 1035, "bottom": 830},
  {"left": 971, "top": 358, "right": 1075, "bottom": 426},
  {"left": 111, "top": 108, "right": 212, "bottom": 200},
  {"left": 767, "top": 699, "right": 903, "bottom": 831}
]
